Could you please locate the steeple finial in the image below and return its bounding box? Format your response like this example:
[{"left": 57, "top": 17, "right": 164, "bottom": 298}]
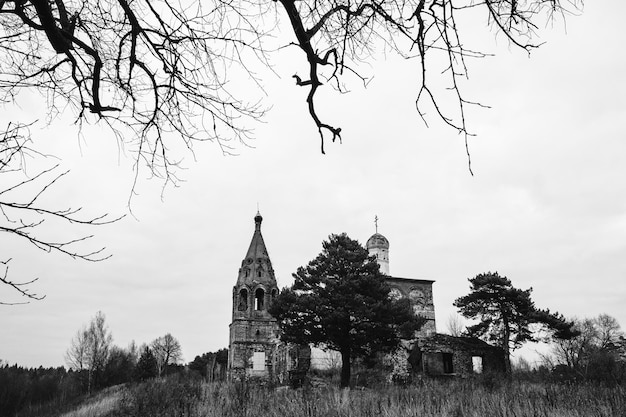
[
  {"left": 374, "top": 215, "right": 379, "bottom": 233},
  {"left": 254, "top": 209, "right": 263, "bottom": 230}
]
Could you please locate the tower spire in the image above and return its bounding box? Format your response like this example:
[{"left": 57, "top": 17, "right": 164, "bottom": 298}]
[
  {"left": 229, "top": 212, "right": 280, "bottom": 381},
  {"left": 239, "top": 211, "right": 273, "bottom": 286},
  {"left": 254, "top": 209, "right": 263, "bottom": 232}
]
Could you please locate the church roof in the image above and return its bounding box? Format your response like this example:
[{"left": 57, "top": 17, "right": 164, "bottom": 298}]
[
  {"left": 237, "top": 212, "right": 276, "bottom": 286},
  {"left": 366, "top": 232, "right": 389, "bottom": 249},
  {"left": 245, "top": 211, "right": 270, "bottom": 260},
  {"left": 385, "top": 276, "right": 435, "bottom": 284}
]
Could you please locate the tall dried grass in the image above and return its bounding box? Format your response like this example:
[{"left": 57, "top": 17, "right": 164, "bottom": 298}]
[
  {"left": 208, "top": 380, "right": 624, "bottom": 417},
  {"left": 54, "top": 376, "right": 626, "bottom": 417},
  {"left": 57, "top": 386, "right": 123, "bottom": 417}
]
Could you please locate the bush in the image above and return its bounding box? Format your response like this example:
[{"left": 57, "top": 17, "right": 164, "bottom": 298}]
[{"left": 116, "top": 375, "right": 201, "bottom": 417}]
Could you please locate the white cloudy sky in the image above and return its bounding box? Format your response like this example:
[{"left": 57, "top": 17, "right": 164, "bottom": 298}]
[{"left": 2, "top": 1, "right": 625, "bottom": 368}]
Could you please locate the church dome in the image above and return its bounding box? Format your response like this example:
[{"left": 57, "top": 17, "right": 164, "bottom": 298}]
[{"left": 366, "top": 233, "right": 389, "bottom": 250}]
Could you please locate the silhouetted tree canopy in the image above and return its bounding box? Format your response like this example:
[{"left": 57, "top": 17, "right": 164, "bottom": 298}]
[
  {"left": 454, "top": 271, "right": 577, "bottom": 373},
  {"left": 102, "top": 345, "right": 137, "bottom": 386},
  {"left": 151, "top": 333, "right": 183, "bottom": 376},
  {"left": 270, "top": 233, "right": 423, "bottom": 388},
  {"left": 550, "top": 314, "right": 626, "bottom": 384},
  {"left": 0, "top": 363, "right": 82, "bottom": 416},
  {"left": 188, "top": 348, "right": 228, "bottom": 381},
  {"left": 135, "top": 346, "right": 158, "bottom": 381}
]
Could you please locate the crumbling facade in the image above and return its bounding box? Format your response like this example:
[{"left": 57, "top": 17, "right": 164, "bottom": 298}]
[
  {"left": 228, "top": 214, "right": 503, "bottom": 384},
  {"left": 227, "top": 212, "right": 310, "bottom": 383},
  {"left": 309, "top": 230, "right": 437, "bottom": 372},
  {"left": 366, "top": 232, "right": 436, "bottom": 336},
  {"left": 366, "top": 230, "right": 505, "bottom": 380},
  {"left": 414, "top": 334, "right": 506, "bottom": 376}
]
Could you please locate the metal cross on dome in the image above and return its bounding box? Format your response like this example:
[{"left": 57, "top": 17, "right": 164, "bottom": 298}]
[{"left": 374, "top": 215, "right": 378, "bottom": 233}]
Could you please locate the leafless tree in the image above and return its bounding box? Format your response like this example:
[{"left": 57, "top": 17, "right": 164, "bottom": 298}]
[
  {"left": 151, "top": 333, "right": 182, "bottom": 376},
  {"left": 1, "top": 122, "right": 119, "bottom": 303},
  {"left": 551, "top": 317, "right": 597, "bottom": 371},
  {"left": 127, "top": 339, "right": 139, "bottom": 364},
  {"left": 65, "top": 311, "right": 113, "bottom": 392},
  {"left": 65, "top": 324, "right": 89, "bottom": 371},
  {"left": 445, "top": 313, "right": 465, "bottom": 337},
  {"left": 551, "top": 314, "right": 624, "bottom": 379},
  {"left": 594, "top": 313, "right": 622, "bottom": 350},
  {"left": 1, "top": 1, "right": 582, "bottom": 168},
  {"left": 0, "top": 0, "right": 268, "bottom": 184},
  {"left": 264, "top": 0, "right": 582, "bottom": 161}
]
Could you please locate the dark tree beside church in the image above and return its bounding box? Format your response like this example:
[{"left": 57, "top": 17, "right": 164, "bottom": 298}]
[
  {"left": 269, "top": 233, "right": 423, "bottom": 388},
  {"left": 188, "top": 349, "right": 228, "bottom": 381},
  {"left": 454, "top": 272, "right": 577, "bottom": 374}
]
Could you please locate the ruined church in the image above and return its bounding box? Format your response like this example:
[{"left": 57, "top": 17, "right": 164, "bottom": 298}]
[{"left": 227, "top": 212, "right": 504, "bottom": 383}]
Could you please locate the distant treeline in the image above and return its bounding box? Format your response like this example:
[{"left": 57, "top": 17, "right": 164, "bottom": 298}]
[
  {"left": 0, "top": 348, "right": 227, "bottom": 417},
  {"left": 0, "top": 363, "right": 81, "bottom": 417},
  {"left": 0, "top": 311, "right": 232, "bottom": 417}
]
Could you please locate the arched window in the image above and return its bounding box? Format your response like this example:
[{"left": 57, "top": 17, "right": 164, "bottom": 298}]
[
  {"left": 409, "top": 289, "right": 426, "bottom": 307},
  {"left": 254, "top": 288, "right": 265, "bottom": 310},
  {"left": 389, "top": 287, "right": 403, "bottom": 301},
  {"left": 238, "top": 289, "right": 248, "bottom": 311},
  {"left": 257, "top": 269, "right": 262, "bottom": 278}
]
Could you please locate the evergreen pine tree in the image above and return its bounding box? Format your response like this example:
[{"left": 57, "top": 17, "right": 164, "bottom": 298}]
[
  {"left": 134, "top": 347, "right": 158, "bottom": 381},
  {"left": 454, "top": 272, "right": 577, "bottom": 373},
  {"left": 270, "top": 233, "right": 423, "bottom": 388}
]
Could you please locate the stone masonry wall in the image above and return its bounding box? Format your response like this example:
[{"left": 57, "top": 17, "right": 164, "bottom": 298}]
[
  {"left": 385, "top": 277, "right": 436, "bottom": 336},
  {"left": 417, "top": 334, "right": 506, "bottom": 377}
]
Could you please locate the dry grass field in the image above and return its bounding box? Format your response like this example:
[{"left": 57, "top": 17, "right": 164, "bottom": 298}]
[
  {"left": 44, "top": 376, "right": 625, "bottom": 417},
  {"left": 58, "top": 388, "right": 121, "bottom": 417}
]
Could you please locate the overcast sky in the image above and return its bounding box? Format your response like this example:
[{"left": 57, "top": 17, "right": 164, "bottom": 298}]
[{"left": 2, "top": 1, "right": 625, "bottom": 368}]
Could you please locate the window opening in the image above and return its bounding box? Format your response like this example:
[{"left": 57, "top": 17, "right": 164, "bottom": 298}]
[
  {"left": 238, "top": 289, "right": 248, "bottom": 311},
  {"left": 257, "top": 270, "right": 262, "bottom": 278},
  {"left": 255, "top": 288, "right": 265, "bottom": 310},
  {"left": 252, "top": 351, "right": 265, "bottom": 371},
  {"left": 442, "top": 352, "right": 454, "bottom": 374},
  {"left": 472, "top": 356, "right": 483, "bottom": 374}
]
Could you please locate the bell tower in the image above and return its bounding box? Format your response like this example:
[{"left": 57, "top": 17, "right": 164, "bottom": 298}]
[{"left": 227, "top": 212, "right": 280, "bottom": 380}]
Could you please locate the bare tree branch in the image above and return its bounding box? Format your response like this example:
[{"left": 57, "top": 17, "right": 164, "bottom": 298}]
[
  {"left": 1, "top": 0, "right": 583, "bottom": 172},
  {"left": 0, "top": 258, "right": 44, "bottom": 305},
  {"left": 1, "top": 122, "right": 122, "bottom": 303},
  {"left": 0, "top": 0, "right": 583, "bottom": 300},
  {"left": 1, "top": 0, "right": 270, "bottom": 185},
  {"left": 275, "top": 0, "right": 582, "bottom": 165}
]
